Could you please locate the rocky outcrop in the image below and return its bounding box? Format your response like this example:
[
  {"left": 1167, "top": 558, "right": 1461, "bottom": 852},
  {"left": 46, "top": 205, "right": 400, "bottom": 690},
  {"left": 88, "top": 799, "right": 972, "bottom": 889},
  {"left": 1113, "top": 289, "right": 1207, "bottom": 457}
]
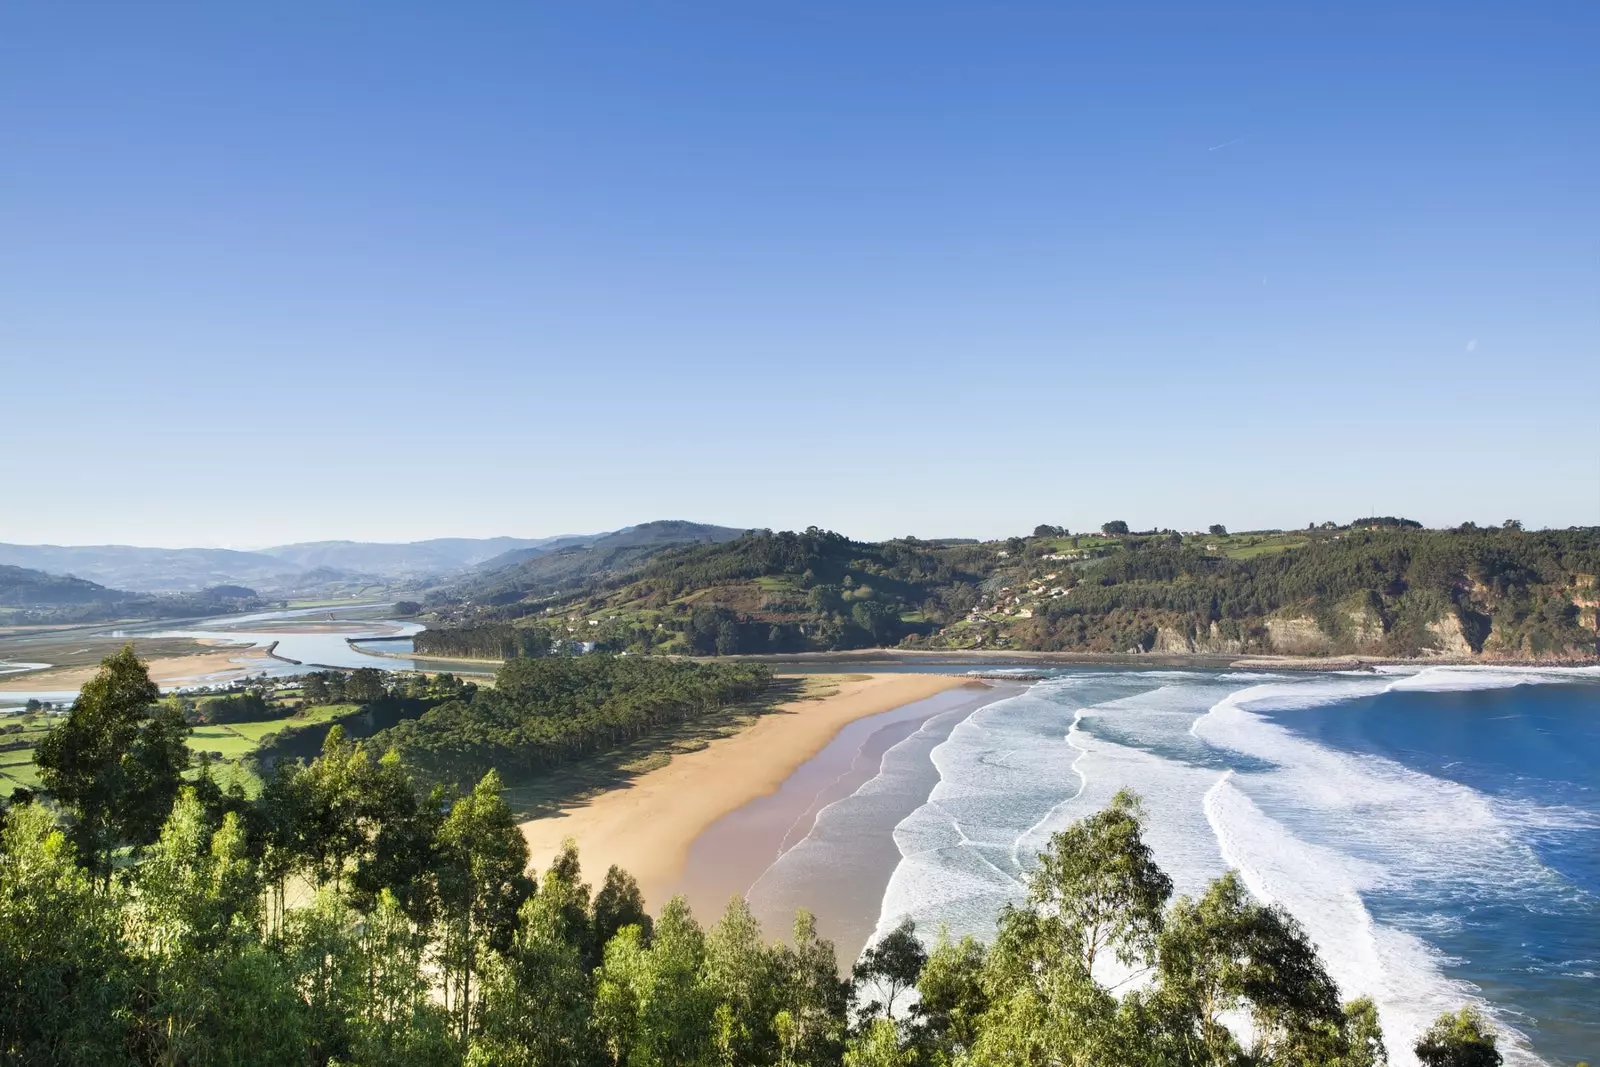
[
  {"left": 1153, "top": 622, "right": 1247, "bottom": 654},
  {"left": 1425, "top": 613, "right": 1475, "bottom": 656},
  {"left": 1266, "top": 616, "right": 1335, "bottom": 655},
  {"left": 1344, "top": 605, "right": 1386, "bottom": 649},
  {"left": 1154, "top": 627, "right": 1192, "bottom": 653}
]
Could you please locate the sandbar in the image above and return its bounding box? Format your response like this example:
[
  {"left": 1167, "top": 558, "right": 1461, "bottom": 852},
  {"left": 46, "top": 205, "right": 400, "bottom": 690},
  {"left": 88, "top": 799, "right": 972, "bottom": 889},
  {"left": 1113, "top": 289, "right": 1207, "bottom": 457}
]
[{"left": 0, "top": 646, "right": 274, "bottom": 693}]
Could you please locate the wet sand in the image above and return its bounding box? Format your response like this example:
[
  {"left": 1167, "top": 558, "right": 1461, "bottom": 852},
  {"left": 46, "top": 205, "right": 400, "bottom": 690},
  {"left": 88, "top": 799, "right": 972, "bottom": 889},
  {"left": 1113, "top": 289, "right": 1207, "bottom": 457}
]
[
  {"left": 682, "top": 682, "right": 1013, "bottom": 960},
  {"left": 0, "top": 645, "right": 273, "bottom": 692},
  {"left": 519, "top": 673, "right": 979, "bottom": 912}
]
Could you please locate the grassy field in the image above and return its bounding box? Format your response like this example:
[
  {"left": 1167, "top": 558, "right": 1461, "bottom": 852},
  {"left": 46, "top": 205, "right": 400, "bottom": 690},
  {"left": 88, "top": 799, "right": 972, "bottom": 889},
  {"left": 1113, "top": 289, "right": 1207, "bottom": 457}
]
[
  {"left": 1185, "top": 531, "right": 1314, "bottom": 559},
  {"left": 0, "top": 699, "right": 370, "bottom": 800},
  {"left": 0, "top": 746, "right": 43, "bottom": 791}
]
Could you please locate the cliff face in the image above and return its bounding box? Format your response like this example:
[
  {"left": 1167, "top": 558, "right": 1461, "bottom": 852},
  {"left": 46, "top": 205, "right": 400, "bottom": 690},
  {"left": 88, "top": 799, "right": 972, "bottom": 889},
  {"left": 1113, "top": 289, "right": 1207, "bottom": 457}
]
[
  {"left": 1345, "top": 604, "right": 1386, "bottom": 649},
  {"left": 1425, "top": 613, "right": 1475, "bottom": 656},
  {"left": 1265, "top": 616, "right": 1334, "bottom": 655},
  {"left": 1153, "top": 623, "right": 1245, "bottom": 655},
  {"left": 944, "top": 528, "right": 1600, "bottom": 661}
]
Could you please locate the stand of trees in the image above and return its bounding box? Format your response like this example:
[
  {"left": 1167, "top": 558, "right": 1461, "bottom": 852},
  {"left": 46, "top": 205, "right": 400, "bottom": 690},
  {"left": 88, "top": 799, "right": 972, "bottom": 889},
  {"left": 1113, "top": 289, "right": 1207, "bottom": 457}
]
[
  {"left": 3, "top": 648, "right": 1508, "bottom": 1066},
  {"left": 375, "top": 655, "right": 773, "bottom": 791},
  {"left": 414, "top": 623, "right": 556, "bottom": 660}
]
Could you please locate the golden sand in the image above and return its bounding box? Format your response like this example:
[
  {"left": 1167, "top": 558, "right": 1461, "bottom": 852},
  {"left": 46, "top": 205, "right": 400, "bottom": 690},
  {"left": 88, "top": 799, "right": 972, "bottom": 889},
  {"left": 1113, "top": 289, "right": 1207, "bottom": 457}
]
[
  {"left": 520, "top": 672, "right": 977, "bottom": 907},
  {"left": 0, "top": 646, "right": 273, "bottom": 692}
]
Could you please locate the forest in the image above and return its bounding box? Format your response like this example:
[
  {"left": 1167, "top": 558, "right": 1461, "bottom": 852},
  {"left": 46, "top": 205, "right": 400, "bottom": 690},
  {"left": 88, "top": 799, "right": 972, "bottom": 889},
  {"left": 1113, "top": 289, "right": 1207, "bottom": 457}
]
[
  {"left": 1, "top": 649, "right": 1503, "bottom": 1067},
  {"left": 1016, "top": 526, "right": 1600, "bottom": 657},
  {"left": 375, "top": 655, "right": 772, "bottom": 790},
  {"left": 418, "top": 524, "right": 1600, "bottom": 661}
]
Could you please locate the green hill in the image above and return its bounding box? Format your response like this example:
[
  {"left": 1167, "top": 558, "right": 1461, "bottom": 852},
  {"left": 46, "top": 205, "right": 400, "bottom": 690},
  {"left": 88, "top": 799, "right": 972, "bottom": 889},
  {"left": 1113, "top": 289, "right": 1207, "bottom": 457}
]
[
  {"left": 443, "top": 520, "right": 748, "bottom": 610},
  {"left": 419, "top": 523, "right": 1600, "bottom": 661},
  {"left": 0, "top": 564, "right": 265, "bottom": 623},
  {"left": 0, "top": 564, "right": 124, "bottom": 607}
]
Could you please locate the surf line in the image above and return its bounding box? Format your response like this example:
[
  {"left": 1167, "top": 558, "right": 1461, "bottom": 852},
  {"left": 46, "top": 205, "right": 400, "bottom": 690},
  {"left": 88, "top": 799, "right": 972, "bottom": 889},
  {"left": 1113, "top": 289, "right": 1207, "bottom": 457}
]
[{"left": 1007, "top": 702, "right": 1093, "bottom": 876}]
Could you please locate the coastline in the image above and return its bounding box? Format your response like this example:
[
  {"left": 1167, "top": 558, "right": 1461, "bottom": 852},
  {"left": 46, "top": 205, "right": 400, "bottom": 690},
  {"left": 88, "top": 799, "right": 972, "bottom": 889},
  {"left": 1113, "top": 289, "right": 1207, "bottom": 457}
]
[
  {"left": 727, "top": 647, "right": 1600, "bottom": 673},
  {"left": 519, "top": 672, "right": 979, "bottom": 909},
  {"left": 0, "top": 645, "right": 275, "bottom": 693}
]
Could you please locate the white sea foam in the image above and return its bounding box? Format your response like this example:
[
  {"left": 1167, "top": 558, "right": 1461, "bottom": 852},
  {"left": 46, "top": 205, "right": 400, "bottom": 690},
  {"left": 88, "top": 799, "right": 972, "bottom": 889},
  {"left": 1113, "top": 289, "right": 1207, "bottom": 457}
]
[
  {"left": 1203, "top": 771, "right": 1479, "bottom": 1067},
  {"left": 872, "top": 672, "right": 1242, "bottom": 946},
  {"left": 864, "top": 665, "right": 1594, "bottom": 1066},
  {"left": 1383, "top": 664, "right": 1600, "bottom": 693},
  {"left": 1193, "top": 676, "right": 1568, "bottom": 1065}
]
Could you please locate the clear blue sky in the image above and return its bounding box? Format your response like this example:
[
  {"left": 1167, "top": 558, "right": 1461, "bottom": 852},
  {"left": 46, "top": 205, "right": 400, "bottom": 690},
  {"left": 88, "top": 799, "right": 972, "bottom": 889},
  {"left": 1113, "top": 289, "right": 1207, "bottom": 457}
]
[{"left": 2, "top": 2, "right": 1595, "bottom": 547}]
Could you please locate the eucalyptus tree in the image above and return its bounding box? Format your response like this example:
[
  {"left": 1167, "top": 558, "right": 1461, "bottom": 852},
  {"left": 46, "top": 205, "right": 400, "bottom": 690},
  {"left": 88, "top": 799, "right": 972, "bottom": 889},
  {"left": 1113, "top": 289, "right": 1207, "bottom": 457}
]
[
  {"left": 593, "top": 895, "right": 716, "bottom": 1067},
  {"left": 1414, "top": 1008, "right": 1501, "bottom": 1067},
  {"left": 436, "top": 769, "right": 533, "bottom": 1041},
  {"left": 853, "top": 916, "right": 927, "bottom": 1022},
  {"left": 129, "top": 790, "right": 304, "bottom": 1067},
  {"left": 1151, "top": 871, "right": 1345, "bottom": 1066},
  {"left": 704, "top": 896, "right": 786, "bottom": 1065},
  {"left": 469, "top": 865, "right": 600, "bottom": 1067},
  {"left": 0, "top": 803, "right": 132, "bottom": 1065},
  {"left": 35, "top": 644, "right": 190, "bottom": 883},
  {"left": 773, "top": 910, "right": 850, "bottom": 1067},
  {"left": 910, "top": 931, "right": 988, "bottom": 1063},
  {"left": 843, "top": 1019, "right": 914, "bottom": 1067},
  {"left": 592, "top": 863, "right": 652, "bottom": 964}
]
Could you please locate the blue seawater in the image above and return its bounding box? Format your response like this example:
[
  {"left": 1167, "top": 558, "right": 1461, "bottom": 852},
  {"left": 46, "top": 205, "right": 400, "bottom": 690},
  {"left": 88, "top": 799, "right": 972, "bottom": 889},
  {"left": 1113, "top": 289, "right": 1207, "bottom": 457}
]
[
  {"left": 863, "top": 665, "right": 1599, "bottom": 1067},
  {"left": 1258, "top": 680, "right": 1599, "bottom": 1065}
]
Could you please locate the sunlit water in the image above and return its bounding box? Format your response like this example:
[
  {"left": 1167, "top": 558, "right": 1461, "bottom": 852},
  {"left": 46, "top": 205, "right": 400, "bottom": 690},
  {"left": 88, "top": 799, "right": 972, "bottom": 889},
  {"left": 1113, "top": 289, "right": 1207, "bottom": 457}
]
[
  {"left": 0, "top": 606, "right": 437, "bottom": 708},
  {"left": 837, "top": 666, "right": 1599, "bottom": 1066}
]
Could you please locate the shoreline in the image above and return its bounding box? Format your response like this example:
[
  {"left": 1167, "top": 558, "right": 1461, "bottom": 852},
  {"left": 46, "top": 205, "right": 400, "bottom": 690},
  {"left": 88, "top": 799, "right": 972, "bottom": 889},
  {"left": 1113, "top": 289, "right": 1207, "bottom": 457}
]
[
  {"left": 519, "top": 672, "right": 979, "bottom": 910},
  {"left": 723, "top": 648, "right": 1600, "bottom": 673},
  {"left": 684, "top": 682, "right": 1016, "bottom": 961},
  {"left": 0, "top": 645, "right": 277, "bottom": 693}
]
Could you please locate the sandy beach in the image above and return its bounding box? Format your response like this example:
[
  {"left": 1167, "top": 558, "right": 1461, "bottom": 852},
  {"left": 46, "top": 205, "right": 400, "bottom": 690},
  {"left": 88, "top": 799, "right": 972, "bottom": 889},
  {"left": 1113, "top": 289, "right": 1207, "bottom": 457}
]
[
  {"left": 520, "top": 672, "right": 979, "bottom": 907},
  {"left": 0, "top": 645, "right": 273, "bottom": 692}
]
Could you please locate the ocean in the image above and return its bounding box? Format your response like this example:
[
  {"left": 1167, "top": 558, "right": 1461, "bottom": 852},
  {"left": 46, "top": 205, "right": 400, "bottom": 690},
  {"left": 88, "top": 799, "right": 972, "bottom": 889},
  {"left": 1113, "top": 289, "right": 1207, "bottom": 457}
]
[{"left": 839, "top": 666, "right": 1600, "bottom": 1066}]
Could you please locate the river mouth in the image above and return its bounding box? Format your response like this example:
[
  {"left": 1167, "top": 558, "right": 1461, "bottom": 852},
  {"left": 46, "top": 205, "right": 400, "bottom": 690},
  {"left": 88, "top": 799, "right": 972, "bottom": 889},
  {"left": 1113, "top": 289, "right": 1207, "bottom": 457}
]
[{"left": 0, "top": 603, "right": 489, "bottom": 708}]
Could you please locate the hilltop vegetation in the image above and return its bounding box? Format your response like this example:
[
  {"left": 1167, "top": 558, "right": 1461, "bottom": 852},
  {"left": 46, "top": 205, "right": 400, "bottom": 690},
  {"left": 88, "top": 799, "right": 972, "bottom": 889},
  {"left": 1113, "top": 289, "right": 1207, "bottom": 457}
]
[
  {"left": 376, "top": 656, "right": 772, "bottom": 792},
  {"left": 419, "top": 522, "right": 1600, "bottom": 661},
  {"left": 443, "top": 520, "right": 748, "bottom": 610}
]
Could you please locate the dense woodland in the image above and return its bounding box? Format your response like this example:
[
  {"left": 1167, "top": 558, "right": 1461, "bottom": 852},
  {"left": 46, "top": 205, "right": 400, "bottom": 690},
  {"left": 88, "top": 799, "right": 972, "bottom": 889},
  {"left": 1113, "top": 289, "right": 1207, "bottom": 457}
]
[
  {"left": 1018, "top": 526, "right": 1600, "bottom": 657},
  {"left": 375, "top": 656, "right": 772, "bottom": 791},
  {"left": 445, "top": 522, "right": 746, "bottom": 610},
  {"left": 421, "top": 524, "right": 1600, "bottom": 660},
  {"left": 1, "top": 649, "right": 1505, "bottom": 1067}
]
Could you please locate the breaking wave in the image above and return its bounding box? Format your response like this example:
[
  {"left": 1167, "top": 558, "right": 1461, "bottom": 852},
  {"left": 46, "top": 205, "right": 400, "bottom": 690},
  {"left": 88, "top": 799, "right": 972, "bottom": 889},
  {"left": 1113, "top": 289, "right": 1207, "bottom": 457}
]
[{"left": 863, "top": 666, "right": 1600, "bottom": 1066}]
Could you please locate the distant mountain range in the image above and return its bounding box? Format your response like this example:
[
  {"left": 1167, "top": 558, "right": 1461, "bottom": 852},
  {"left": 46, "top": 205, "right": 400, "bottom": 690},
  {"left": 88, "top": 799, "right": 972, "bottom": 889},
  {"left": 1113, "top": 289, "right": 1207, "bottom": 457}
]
[
  {"left": 257, "top": 536, "right": 579, "bottom": 576},
  {"left": 0, "top": 544, "right": 303, "bottom": 594},
  {"left": 454, "top": 521, "right": 747, "bottom": 605},
  {"left": 0, "top": 563, "right": 266, "bottom": 622},
  {"left": 0, "top": 523, "right": 744, "bottom": 595}
]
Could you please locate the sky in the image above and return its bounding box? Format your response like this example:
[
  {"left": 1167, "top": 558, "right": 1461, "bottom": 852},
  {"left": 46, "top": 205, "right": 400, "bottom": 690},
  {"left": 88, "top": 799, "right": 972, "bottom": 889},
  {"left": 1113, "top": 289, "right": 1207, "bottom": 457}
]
[{"left": 2, "top": 2, "right": 1596, "bottom": 547}]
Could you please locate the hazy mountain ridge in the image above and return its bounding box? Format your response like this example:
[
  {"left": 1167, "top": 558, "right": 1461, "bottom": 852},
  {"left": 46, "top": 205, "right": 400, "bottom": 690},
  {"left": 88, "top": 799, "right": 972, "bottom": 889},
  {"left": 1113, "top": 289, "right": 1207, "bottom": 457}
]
[
  {"left": 0, "top": 535, "right": 584, "bottom": 593},
  {"left": 0, "top": 544, "right": 304, "bottom": 594},
  {"left": 446, "top": 521, "right": 748, "bottom": 607},
  {"left": 259, "top": 535, "right": 585, "bottom": 575},
  {"left": 0, "top": 524, "right": 740, "bottom": 598},
  {"left": 0, "top": 563, "right": 123, "bottom": 607},
  {"left": 0, "top": 563, "right": 266, "bottom": 621}
]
